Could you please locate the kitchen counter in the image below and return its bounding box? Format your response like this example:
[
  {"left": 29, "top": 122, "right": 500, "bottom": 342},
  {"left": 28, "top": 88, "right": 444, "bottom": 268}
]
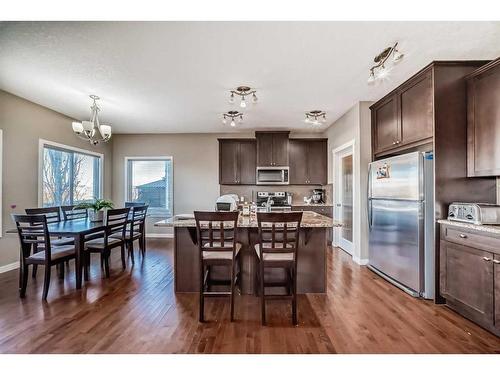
[
  {"left": 292, "top": 203, "right": 333, "bottom": 207},
  {"left": 155, "top": 210, "right": 339, "bottom": 229},
  {"left": 437, "top": 219, "right": 500, "bottom": 235},
  {"left": 157, "top": 211, "right": 340, "bottom": 295}
]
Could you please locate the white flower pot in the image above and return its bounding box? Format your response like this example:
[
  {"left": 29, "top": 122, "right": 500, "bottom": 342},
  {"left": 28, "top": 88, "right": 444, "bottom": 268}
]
[{"left": 89, "top": 209, "right": 104, "bottom": 222}]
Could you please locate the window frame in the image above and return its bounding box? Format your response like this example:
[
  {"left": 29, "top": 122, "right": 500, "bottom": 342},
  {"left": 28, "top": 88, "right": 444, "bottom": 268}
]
[
  {"left": 38, "top": 139, "right": 104, "bottom": 207},
  {"left": 124, "top": 156, "right": 174, "bottom": 218}
]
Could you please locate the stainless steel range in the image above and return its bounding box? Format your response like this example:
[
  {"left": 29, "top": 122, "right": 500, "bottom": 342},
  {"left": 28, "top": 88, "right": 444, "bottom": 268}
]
[{"left": 256, "top": 191, "right": 292, "bottom": 212}]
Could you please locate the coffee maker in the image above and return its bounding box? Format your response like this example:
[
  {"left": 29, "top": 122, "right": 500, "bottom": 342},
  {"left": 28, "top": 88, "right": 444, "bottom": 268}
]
[{"left": 311, "top": 189, "right": 325, "bottom": 204}]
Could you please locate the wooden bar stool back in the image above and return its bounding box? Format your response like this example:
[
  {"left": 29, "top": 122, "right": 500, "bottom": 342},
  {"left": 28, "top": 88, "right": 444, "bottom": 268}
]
[
  {"left": 194, "top": 211, "right": 241, "bottom": 322},
  {"left": 255, "top": 211, "right": 303, "bottom": 325}
]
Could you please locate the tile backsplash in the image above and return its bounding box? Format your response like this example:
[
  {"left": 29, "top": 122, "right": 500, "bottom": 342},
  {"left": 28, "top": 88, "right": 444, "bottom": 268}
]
[{"left": 220, "top": 184, "right": 333, "bottom": 205}]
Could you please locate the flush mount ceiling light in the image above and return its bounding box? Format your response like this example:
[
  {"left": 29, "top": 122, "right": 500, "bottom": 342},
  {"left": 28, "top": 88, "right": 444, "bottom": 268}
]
[
  {"left": 71, "top": 95, "right": 112, "bottom": 145},
  {"left": 222, "top": 110, "right": 244, "bottom": 127},
  {"left": 305, "top": 110, "right": 327, "bottom": 125},
  {"left": 367, "top": 42, "right": 404, "bottom": 85},
  {"left": 228, "top": 86, "right": 258, "bottom": 108}
]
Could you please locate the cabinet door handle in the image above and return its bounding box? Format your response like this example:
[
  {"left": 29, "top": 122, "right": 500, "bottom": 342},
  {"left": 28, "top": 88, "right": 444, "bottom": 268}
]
[
  {"left": 492, "top": 259, "right": 500, "bottom": 264},
  {"left": 459, "top": 234, "right": 468, "bottom": 238},
  {"left": 482, "top": 257, "right": 492, "bottom": 262},
  {"left": 392, "top": 141, "right": 396, "bottom": 145}
]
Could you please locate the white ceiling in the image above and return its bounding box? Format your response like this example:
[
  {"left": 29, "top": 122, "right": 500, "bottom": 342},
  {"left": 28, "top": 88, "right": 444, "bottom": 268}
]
[{"left": 1, "top": 21, "right": 499, "bottom": 133}]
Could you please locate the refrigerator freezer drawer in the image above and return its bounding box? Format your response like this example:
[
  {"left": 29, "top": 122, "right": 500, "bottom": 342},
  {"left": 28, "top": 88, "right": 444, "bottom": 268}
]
[{"left": 368, "top": 199, "right": 424, "bottom": 293}]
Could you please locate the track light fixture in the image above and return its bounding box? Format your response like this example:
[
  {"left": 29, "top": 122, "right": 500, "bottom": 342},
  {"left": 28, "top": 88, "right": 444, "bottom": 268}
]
[
  {"left": 222, "top": 110, "right": 244, "bottom": 127},
  {"left": 229, "top": 86, "right": 258, "bottom": 108},
  {"left": 368, "top": 42, "right": 404, "bottom": 85}
]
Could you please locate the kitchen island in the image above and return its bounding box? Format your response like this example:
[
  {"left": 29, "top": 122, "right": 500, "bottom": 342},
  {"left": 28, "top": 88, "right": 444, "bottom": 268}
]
[{"left": 155, "top": 211, "right": 340, "bottom": 294}]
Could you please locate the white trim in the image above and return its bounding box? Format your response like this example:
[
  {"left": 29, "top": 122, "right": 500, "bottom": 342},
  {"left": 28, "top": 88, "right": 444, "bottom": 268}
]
[
  {"left": 352, "top": 257, "right": 369, "bottom": 266},
  {"left": 38, "top": 139, "right": 104, "bottom": 207},
  {"left": 0, "top": 261, "right": 19, "bottom": 274},
  {"left": 146, "top": 233, "right": 173, "bottom": 239},
  {"left": 332, "top": 139, "right": 356, "bottom": 254},
  {"left": 124, "top": 156, "right": 174, "bottom": 215}
]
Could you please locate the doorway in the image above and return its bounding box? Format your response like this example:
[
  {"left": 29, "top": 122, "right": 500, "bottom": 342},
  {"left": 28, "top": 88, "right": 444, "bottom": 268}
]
[{"left": 333, "top": 140, "right": 355, "bottom": 254}]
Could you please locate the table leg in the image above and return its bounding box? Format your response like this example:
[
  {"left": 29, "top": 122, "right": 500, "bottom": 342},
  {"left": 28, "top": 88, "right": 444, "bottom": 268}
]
[{"left": 75, "top": 234, "right": 84, "bottom": 289}]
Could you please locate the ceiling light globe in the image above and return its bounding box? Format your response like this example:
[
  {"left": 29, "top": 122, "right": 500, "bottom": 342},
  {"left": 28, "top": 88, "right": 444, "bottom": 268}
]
[
  {"left": 99, "top": 124, "right": 112, "bottom": 138},
  {"left": 238, "top": 116, "right": 243, "bottom": 123},
  {"left": 230, "top": 119, "right": 236, "bottom": 127},
  {"left": 222, "top": 117, "right": 227, "bottom": 124},
  {"left": 252, "top": 93, "right": 258, "bottom": 103},
  {"left": 393, "top": 50, "right": 404, "bottom": 63},
  {"left": 82, "top": 120, "right": 94, "bottom": 132},
  {"left": 229, "top": 93, "right": 235, "bottom": 104},
  {"left": 240, "top": 97, "right": 247, "bottom": 108}
]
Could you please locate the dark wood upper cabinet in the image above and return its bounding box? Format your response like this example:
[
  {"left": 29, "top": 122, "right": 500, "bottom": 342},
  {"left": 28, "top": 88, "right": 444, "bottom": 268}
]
[
  {"left": 399, "top": 70, "right": 433, "bottom": 146},
  {"left": 289, "top": 139, "right": 327, "bottom": 185},
  {"left": 372, "top": 95, "right": 399, "bottom": 154},
  {"left": 467, "top": 58, "right": 500, "bottom": 177},
  {"left": 218, "top": 139, "right": 256, "bottom": 185},
  {"left": 256, "top": 131, "right": 289, "bottom": 166},
  {"left": 371, "top": 67, "right": 433, "bottom": 157}
]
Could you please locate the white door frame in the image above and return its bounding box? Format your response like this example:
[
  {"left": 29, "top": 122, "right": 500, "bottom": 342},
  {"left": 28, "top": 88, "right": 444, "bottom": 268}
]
[{"left": 332, "top": 139, "right": 356, "bottom": 254}]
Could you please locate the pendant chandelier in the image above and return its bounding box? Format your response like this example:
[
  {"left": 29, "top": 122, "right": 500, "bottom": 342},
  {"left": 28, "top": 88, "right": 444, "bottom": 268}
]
[
  {"left": 367, "top": 42, "right": 404, "bottom": 84},
  {"left": 229, "top": 86, "right": 258, "bottom": 108},
  {"left": 305, "top": 110, "right": 327, "bottom": 125},
  {"left": 222, "top": 110, "right": 244, "bottom": 127},
  {"left": 71, "top": 95, "right": 112, "bottom": 145}
]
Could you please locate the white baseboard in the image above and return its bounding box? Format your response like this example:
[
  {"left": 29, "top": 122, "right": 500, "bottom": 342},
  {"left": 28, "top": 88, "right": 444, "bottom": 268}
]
[
  {"left": 146, "top": 233, "right": 173, "bottom": 239},
  {"left": 352, "top": 256, "right": 369, "bottom": 266},
  {"left": 0, "top": 261, "right": 19, "bottom": 274}
]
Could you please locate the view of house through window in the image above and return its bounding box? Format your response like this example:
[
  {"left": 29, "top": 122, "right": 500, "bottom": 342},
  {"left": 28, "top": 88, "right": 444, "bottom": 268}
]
[
  {"left": 41, "top": 143, "right": 102, "bottom": 207},
  {"left": 126, "top": 157, "right": 173, "bottom": 216}
]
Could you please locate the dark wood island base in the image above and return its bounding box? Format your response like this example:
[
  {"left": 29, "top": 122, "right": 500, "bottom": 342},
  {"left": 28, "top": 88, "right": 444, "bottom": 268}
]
[{"left": 156, "top": 211, "right": 339, "bottom": 294}]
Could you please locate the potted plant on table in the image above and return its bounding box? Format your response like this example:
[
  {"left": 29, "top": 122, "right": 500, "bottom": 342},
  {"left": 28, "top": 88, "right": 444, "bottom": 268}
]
[{"left": 75, "top": 198, "right": 114, "bottom": 222}]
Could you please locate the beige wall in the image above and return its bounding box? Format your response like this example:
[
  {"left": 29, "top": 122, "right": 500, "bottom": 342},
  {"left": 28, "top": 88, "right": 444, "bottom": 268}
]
[
  {"left": 0, "top": 90, "right": 113, "bottom": 268},
  {"left": 322, "top": 101, "right": 372, "bottom": 264},
  {"left": 112, "top": 131, "right": 322, "bottom": 236}
]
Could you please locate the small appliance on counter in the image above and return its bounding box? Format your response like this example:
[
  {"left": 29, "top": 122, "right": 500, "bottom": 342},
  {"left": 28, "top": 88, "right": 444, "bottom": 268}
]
[
  {"left": 256, "top": 191, "right": 292, "bottom": 212},
  {"left": 447, "top": 202, "right": 500, "bottom": 225},
  {"left": 311, "top": 189, "right": 325, "bottom": 204},
  {"left": 215, "top": 194, "right": 239, "bottom": 211}
]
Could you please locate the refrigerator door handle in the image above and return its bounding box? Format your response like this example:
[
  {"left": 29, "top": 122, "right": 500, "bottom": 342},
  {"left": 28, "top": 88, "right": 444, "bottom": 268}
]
[{"left": 367, "top": 164, "right": 372, "bottom": 231}]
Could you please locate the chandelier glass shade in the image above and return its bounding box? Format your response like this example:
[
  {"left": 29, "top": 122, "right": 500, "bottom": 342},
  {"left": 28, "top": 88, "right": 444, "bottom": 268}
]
[{"left": 72, "top": 95, "right": 112, "bottom": 145}]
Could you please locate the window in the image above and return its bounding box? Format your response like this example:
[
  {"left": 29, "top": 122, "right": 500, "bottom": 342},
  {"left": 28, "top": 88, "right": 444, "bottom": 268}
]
[
  {"left": 39, "top": 140, "right": 103, "bottom": 207},
  {"left": 126, "top": 157, "right": 173, "bottom": 217}
]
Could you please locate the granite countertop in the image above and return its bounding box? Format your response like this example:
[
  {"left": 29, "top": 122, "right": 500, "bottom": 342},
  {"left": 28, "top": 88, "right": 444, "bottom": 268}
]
[
  {"left": 156, "top": 211, "right": 341, "bottom": 228},
  {"left": 438, "top": 219, "right": 500, "bottom": 235}
]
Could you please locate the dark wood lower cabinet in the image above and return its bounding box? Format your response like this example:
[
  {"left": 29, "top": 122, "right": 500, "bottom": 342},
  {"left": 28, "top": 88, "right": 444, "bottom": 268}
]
[{"left": 440, "top": 224, "right": 499, "bottom": 336}]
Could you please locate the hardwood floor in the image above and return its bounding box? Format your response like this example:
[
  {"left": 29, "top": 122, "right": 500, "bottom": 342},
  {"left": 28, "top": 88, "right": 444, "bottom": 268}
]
[{"left": 0, "top": 239, "right": 498, "bottom": 354}]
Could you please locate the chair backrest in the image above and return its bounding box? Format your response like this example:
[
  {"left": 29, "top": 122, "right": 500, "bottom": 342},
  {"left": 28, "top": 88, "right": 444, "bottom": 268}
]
[
  {"left": 256, "top": 212, "right": 303, "bottom": 259},
  {"left": 125, "top": 201, "right": 146, "bottom": 208},
  {"left": 25, "top": 206, "right": 61, "bottom": 223},
  {"left": 12, "top": 214, "right": 52, "bottom": 262},
  {"left": 130, "top": 205, "right": 148, "bottom": 235},
  {"left": 104, "top": 207, "right": 130, "bottom": 239},
  {"left": 61, "top": 205, "right": 88, "bottom": 221},
  {"left": 194, "top": 211, "right": 239, "bottom": 254}
]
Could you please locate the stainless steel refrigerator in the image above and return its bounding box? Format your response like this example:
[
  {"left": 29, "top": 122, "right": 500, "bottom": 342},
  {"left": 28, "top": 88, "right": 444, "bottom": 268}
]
[{"left": 368, "top": 151, "right": 434, "bottom": 299}]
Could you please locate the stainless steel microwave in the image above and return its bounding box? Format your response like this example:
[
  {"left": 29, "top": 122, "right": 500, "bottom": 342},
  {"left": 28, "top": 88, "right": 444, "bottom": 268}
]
[{"left": 256, "top": 166, "right": 289, "bottom": 185}]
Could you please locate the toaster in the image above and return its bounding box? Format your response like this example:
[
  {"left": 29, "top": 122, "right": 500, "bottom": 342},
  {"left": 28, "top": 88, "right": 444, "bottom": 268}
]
[{"left": 447, "top": 202, "right": 500, "bottom": 225}]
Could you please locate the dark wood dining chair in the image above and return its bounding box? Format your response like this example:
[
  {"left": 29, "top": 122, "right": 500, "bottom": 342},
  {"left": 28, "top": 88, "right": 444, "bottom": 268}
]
[
  {"left": 194, "top": 211, "right": 241, "bottom": 322},
  {"left": 125, "top": 201, "right": 146, "bottom": 207},
  {"left": 84, "top": 207, "right": 130, "bottom": 278},
  {"left": 13, "top": 214, "right": 76, "bottom": 300},
  {"left": 112, "top": 205, "right": 148, "bottom": 264},
  {"left": 61, "top": 205, "right": 88, "bottom": 220},
  {"left": 255, "top": 211, "right": 303, "bottom": 325},
  {"left": 25, "top": 206, "right": 74, "bottom": 278}
]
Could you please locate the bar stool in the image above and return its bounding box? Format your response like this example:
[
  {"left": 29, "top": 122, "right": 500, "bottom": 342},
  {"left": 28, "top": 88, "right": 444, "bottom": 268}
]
[
  {"left": 194, "top": 211, "right": 241, "bottom": 322},
  {"left": 254, "top": 211, "right": 303, "bottom": 325}
]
